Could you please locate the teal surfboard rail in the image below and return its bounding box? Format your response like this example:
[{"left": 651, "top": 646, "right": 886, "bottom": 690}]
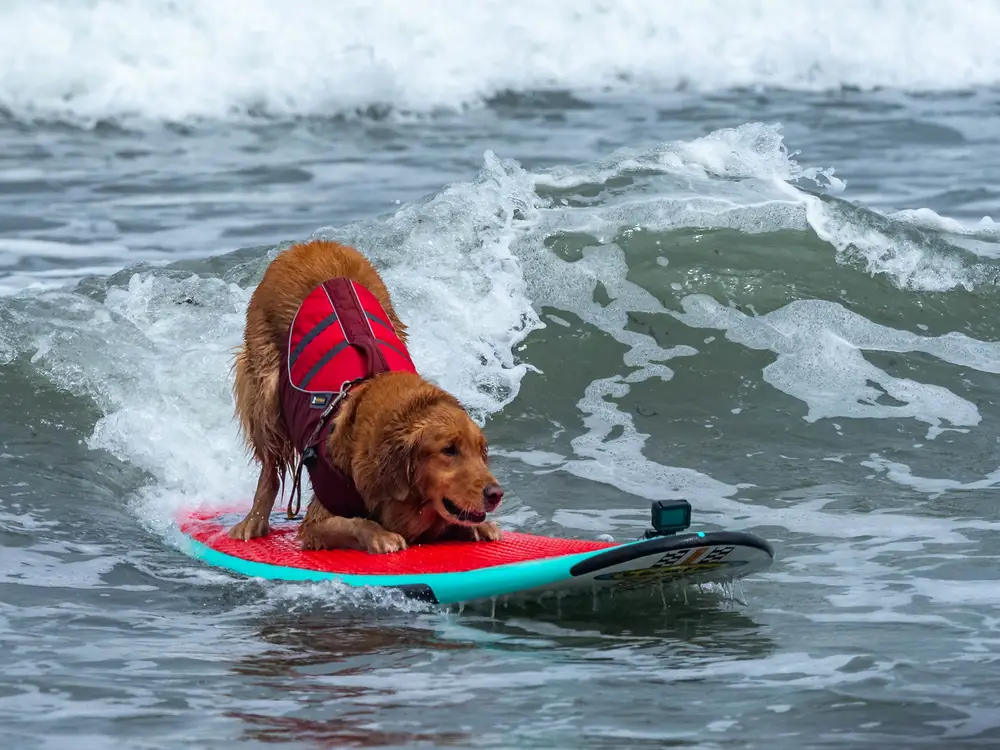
[{"left": 181, "top": 534, "right": 638, "bottom": 605}]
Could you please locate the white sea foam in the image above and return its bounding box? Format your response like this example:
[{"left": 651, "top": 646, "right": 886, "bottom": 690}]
[
  {"left": 3, "top": 0, "right": 1000, "bottom": 125},
  {"left": 671, "top": 294, "right": 1000, "bottom": 439},
  {"left": 861, "top": 456, "right": 1000, "bottom": 497}
]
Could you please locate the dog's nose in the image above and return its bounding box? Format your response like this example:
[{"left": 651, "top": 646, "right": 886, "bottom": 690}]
[{"left": 483, "top": 484, "right": 504, "bottom": 511}]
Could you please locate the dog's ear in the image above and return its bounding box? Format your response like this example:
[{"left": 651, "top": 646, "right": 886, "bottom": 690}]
[{"left": 369, "top": 425, "right": 419, "bottom": 502}]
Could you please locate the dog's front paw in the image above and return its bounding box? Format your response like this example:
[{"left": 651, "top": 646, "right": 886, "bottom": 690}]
[
  {"left": 364, "top": 529, "right": 408, "bottom": 554},
  {"left": 228, "top": 514, "right": 270, "bottom": 541},
  {"left": 471, "top": 521, "right": 502, "bottom": 542}
]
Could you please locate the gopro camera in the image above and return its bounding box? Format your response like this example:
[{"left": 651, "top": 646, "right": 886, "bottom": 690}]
[{"left": 644, "top": 499, "right": 692, "bottom": 538}]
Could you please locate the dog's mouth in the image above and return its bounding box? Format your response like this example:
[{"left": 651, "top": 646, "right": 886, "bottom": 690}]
[{"left": 441, "top": 498, "right": 487, "bottom": 525}]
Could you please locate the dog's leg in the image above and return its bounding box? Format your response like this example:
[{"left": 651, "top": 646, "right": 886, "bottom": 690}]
[
  {"left": 228, "top": 462, "right": 280, "bottom": 540},
  {"left": 443, "top": 521, "right": 502, "bottom": 543},
  {"left": 229, "top": 333, "right": 289, "bottom": 541},
  {"left": 299, "top": 508, "right": 408, "bottom": 554}
]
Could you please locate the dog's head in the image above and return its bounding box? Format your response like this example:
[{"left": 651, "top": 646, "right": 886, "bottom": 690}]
[{"left": 374, "top": 396, "right": 503, "bottom": 529}]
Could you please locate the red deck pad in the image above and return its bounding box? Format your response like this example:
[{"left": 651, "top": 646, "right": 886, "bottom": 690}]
[{"left": 179, "top": 508, "right": 617, "bottom": 576}]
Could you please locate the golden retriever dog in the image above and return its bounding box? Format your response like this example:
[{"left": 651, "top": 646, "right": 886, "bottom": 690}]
[{"left": 227, "top": 239, "right": 504, "bottom": 553}]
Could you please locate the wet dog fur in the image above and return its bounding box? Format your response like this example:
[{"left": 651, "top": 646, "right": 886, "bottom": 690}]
[{"left": 227, "top": 239, "right": 504, "bottom": 554}]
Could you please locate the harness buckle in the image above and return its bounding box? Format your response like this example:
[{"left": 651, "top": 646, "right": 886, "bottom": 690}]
[{"left": 329, "top": 378, "right": 360, "bottom": 414}]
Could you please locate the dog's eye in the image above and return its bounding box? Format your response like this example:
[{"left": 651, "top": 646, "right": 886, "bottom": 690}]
[{"left": 442, "top": 443, "right": 458, "bottom": 457}]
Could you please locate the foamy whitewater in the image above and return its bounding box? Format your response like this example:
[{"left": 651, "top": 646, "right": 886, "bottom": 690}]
[
  {"left": 1, "top": 2, "right": 1000, "bottom": 748},
  {"left": 4, "top": 0, "right": 1000, "bottom": 124}
]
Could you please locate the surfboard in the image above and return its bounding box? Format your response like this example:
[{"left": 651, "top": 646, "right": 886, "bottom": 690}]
[{"left": 177, "top": 501, "right": 774, "bottom": 606}]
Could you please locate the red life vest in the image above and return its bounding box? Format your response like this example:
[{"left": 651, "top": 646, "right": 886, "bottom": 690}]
[{"left": 279, "top": 277, "right": 416, "bottom": 518}]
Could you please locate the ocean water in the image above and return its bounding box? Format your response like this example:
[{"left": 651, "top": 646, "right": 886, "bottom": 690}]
[{"left": 2, "top": 1, "right": 1000, "bottom": 748}]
